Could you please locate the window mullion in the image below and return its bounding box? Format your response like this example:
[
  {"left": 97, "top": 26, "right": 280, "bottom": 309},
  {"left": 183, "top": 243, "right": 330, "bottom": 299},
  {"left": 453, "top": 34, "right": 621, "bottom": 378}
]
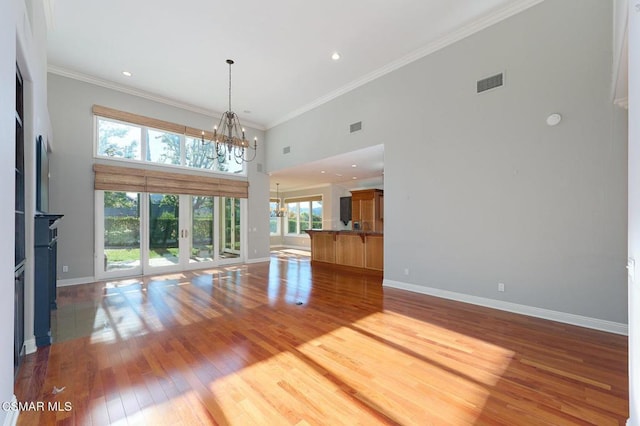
[
  {"left": 180, "top": 135, "right": 186, "bottom": 166},
  {"left": 142, "top": 126, "right": 148, "bottom": 162}
]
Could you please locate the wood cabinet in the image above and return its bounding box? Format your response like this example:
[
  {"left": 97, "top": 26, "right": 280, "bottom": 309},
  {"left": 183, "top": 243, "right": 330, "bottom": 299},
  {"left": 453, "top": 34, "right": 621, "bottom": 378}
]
[
  {"left": 351, "top": 189, "right": 383, "bottom": 232},
  {"left": 307, "top": 230, "right": 382, "bottom": 275},
  {"left": 311, "top": 232, "right": 335, "bottom": 263},
  {"left": 364, "top": 234, "right": 384, "bottom": 271},
  {"left": 335, "top": 234, "right": 365, "bottom": 268}
]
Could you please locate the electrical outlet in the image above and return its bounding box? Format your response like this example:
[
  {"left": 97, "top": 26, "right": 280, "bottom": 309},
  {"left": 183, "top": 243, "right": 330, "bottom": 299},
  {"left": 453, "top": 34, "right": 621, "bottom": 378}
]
[
  {"left": 62, "top": 265, "right": 69, "bottom": 273},
  {"left": 498, "top": 282, "right": 505, "bottom": 292},
  {"left": 404, "top": 268, "right": 409, "bottom": 276}
]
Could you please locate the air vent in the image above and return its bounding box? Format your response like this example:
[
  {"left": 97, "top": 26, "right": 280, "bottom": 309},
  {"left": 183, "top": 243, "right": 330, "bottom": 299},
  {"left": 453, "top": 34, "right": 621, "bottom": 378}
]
[
  {"left": 477, "top": 73, "right": 503, "bottom": 93},
  {"left": 350, "top": 121, "right": 362, "bottom": 133},
  {"left": 283, "top": 146, "right": 291, "bottom": 154}
]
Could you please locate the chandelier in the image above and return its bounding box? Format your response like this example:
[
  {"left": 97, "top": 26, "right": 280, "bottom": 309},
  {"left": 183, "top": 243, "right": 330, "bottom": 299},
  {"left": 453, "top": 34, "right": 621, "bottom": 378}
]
[
  {"left": 271, "top": 183, "right": 286, "bottom": 217},
  {"left": 201, "top": 59, "right": 257, "bottom": 164}
]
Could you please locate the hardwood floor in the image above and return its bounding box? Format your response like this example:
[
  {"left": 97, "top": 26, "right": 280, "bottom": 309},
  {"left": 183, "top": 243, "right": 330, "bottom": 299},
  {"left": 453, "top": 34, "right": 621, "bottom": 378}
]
[{"left": 15, "top": 250, "right": 628, "bottom": 425}]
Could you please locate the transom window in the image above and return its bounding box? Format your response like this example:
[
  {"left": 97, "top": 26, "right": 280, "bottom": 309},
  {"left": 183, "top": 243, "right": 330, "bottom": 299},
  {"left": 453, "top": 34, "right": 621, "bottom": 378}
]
[{"left": 96, "top": 117, "right": 243, "bottom": 174}]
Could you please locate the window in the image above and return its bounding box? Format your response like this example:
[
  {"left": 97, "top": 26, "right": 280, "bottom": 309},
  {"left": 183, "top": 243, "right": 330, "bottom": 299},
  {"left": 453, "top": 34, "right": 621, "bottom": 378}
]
[
  {"left": 97, "top": 118, "right": 142, "bottom": 160},
  {"left": 147, "top": 129, "right": 181, "bottom": 165},
  {"left": 269, "top": 199, "right": 281, "bottom": 235},
  {"left": 285, "top": 197, "right": 322, "bottom": 235},
  {"left": 185, "top": 136, "right": 215, "bottom": 170},
  {"left": 95, "top": 117, "right": 245, "bottom": 175}
]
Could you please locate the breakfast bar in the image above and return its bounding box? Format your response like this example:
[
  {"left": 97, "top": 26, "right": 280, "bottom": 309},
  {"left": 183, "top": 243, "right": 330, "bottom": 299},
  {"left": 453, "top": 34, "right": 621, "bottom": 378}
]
[{"left": 305, "top": 230, "right": 383, "bottom": 275}]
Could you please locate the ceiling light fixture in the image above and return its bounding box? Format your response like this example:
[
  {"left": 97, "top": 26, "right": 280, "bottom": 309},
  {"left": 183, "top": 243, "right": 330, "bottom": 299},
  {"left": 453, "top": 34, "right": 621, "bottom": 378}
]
[
  {"left": 546, "top": 113, "right": 562, "bottom": 126},
  {"left": 331, "top": 52, "right": 341, "bottom": 61},
  {"left": 122, "top": 71, "right": 132, "bottom": 77},
  {"left": 271, "top": 183, "right": 287, "bottom": 218},
  {"left": 201, "top": 59, "right": 257, "bottom": 164},
  {"left": 351, "top": 164, "right": 357, "bottom": 168}
]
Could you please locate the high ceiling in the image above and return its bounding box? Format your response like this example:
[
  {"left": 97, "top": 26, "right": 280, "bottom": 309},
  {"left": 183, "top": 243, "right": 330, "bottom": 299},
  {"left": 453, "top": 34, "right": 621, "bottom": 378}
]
[{"left": 45, "top": 0, "right": 540, "bottom": 190}]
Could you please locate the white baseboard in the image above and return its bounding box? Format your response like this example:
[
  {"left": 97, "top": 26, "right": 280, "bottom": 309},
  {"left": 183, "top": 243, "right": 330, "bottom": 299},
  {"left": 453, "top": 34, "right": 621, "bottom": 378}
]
[
  {"left": 245, "top": 257, "right": 271, "bottom": 264},
  {"left": 57, "top": 276, "right": 95, "bottom": 287},
  {"left": 2, "top": 395, "right": 18, "bottom": 426},
  {"left": 383, "top": 279, "right": 628, "bottom": 336},
  {"left": 23, "top": 338, "right": 36, "bottom": 355}
]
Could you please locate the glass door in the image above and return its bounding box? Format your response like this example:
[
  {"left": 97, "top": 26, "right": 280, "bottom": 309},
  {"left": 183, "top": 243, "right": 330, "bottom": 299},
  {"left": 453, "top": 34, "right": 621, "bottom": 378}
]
[
  {"left": 97, "top": 192, "right": 243, "bottom": 278},
  {"left": 145, "top": 194, "right": 181, "bottom": 273},
  {"left": 97, "top": 191, "right": 143, "bottom": 278},
  {"left": 187, "top": 195, "right": 216, "bottom": 268},
  {"left": 219, "top": 197, "right": 241, "bottom": 261}
]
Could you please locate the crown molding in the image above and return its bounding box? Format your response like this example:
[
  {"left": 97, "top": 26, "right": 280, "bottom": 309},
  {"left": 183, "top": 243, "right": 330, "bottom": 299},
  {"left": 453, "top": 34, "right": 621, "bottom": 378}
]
[
  {"left": 267, "top": 0, "right": 545, "bottom": 129},
  {"left": 47, "top": 65, "right": 267, "bottom": 131}
]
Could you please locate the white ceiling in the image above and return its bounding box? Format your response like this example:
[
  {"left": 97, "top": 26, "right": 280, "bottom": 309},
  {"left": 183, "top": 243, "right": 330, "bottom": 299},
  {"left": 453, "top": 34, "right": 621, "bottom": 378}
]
[
  {"left": 46, "top": 0, "right": 540, "bottom": 191},
  {"left": 269, "top": 145, "right": 384, "bottom": 192}
]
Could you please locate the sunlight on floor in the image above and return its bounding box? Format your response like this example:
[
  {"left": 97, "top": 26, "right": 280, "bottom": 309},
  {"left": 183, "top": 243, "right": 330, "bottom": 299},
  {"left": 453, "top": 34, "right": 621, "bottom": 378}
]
[
  {"left": 292, "top": 311, "right": 515, "bottom": 424},
  {"left": 207, "top": 351, "right": 387, "bottom": 424}
]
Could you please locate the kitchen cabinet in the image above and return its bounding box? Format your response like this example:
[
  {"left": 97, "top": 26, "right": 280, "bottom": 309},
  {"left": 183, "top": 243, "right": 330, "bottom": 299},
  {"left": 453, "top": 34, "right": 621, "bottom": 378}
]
[{"left": 351, "top": 189, "right": 383, "bottom": 232}]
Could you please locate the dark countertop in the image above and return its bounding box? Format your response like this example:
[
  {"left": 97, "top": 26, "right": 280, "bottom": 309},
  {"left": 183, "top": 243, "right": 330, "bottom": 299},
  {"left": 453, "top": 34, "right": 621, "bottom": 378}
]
[{"left": 305, "top": 229, "right": 383, "bottom": 236}]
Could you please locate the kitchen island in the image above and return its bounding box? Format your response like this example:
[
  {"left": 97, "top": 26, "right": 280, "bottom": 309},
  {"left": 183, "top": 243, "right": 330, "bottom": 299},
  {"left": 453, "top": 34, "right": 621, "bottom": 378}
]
[{"left": 305, "top": 230, "right": 383, "bottom": 275}]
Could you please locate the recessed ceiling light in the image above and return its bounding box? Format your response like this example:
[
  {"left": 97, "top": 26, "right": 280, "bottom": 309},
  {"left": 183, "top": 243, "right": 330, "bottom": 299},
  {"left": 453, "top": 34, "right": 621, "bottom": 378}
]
[
  {"left": 331, "top": 52, "right": 341, "bottom": 61},
  {"left": 351, "top": 164, "right": 357, "bottom": 168},
  {"left": 352, "top": 177, "right": 357, "bottom": 180},
  {"left": 320, "top": 170, "right": 326, "bottom": 174},
  {"left": 122, "top": 71, "right": 132, "bottom": 77},
  {"left": 336, "top": 173, "right": 343, "bottom": 177}
]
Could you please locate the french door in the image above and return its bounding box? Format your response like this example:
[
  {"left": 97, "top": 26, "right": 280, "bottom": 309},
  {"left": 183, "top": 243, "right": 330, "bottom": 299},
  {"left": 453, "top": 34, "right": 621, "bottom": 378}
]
[{"left": 95, "top": 191, "right": 244, "bottom": 279}]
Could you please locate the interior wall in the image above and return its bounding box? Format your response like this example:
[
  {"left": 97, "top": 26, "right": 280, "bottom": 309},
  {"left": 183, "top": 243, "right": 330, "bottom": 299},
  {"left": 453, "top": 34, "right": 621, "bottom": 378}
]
[
  {"left": 2, "top": 0, "right": 51, "bottom": 420},
  {"left": 17, "top": 0, "right": 51, "bottom": 356},
  {"left": 47, "top": 74, "right": 269, "bottom": 281},
  {"left": 0, "top": 3, "right": 17, "bottom": 423},
  {"left": 266, "top": 0, "right": 628, "bottom": 324},
  {"left": 627, "top": 0, "right": 638, "bottom": 422}
]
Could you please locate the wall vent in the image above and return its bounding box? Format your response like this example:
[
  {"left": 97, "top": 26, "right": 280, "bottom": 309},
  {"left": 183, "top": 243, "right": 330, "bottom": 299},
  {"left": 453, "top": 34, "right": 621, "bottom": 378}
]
[
  {"left": 350, "top": 121, "right": 362, "bottom": 133},
  {"left": 477, "top": 73, "right": 503, "bottom": 93},
  {"left": 283, "top": 146, "right": 291, "bottom": 154}
]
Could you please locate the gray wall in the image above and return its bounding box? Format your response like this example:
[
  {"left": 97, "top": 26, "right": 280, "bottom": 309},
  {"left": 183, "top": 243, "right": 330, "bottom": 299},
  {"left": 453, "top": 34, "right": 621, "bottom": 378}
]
[
  {"left": 48, "top": 74, "right": 270, "bottom": 281},
  {"left": 266, "top": 0, "right": 628, "bottom": 323},
  {"left": 626, "top": 0, "right": 638, "bottom": 422}
]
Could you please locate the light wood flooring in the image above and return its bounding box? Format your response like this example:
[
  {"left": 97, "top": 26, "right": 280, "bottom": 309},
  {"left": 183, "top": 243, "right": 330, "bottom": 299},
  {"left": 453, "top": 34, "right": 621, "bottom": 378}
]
[{"left": 14, "top": 250, "right": 628, "bottom": 425}]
